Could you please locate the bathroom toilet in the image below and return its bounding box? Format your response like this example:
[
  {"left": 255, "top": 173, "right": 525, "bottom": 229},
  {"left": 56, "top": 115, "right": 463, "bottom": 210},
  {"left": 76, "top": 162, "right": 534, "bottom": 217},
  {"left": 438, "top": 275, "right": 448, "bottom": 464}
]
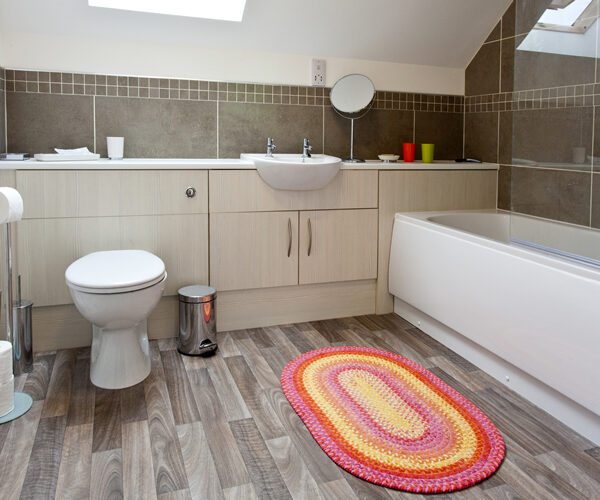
[{"left": 65, "top": 250, "right": 167, "bottom": 389}]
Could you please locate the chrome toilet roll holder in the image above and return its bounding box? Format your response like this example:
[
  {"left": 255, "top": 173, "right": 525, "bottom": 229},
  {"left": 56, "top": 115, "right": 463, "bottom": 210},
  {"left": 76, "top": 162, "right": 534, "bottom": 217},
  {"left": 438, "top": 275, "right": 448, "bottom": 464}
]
[{"left": 0, "top": 188, "right": 33, "bottom": 424}]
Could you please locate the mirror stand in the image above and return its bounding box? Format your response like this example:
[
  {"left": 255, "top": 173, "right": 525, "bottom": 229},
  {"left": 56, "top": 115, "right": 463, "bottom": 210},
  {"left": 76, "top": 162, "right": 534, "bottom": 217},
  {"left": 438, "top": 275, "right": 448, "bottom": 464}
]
[
  {"left": 329, "top": 74, "right": 375, "bottom": 163},
  {"left": 344, "top": 118, "right": 364, "bottom": 163}
]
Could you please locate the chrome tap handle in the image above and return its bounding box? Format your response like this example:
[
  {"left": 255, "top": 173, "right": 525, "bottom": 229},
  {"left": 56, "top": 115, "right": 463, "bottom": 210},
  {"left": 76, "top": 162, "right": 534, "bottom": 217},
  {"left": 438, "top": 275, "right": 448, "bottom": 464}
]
[
  {"left": 266, "top": 137, "right": 276, "bottom": 157},
  {"left": 302, "top": 138, "right": 312, "bottom": 158}
]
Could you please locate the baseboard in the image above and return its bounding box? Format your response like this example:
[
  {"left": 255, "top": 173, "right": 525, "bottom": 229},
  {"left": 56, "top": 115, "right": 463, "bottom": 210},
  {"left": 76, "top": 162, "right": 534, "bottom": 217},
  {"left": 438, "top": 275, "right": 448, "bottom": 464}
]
[
  {"left": 394, "top": 297, "right": 600, "bottom": 445},
  {"left": 32, "top": 296, "right": 179, "bottom": 352},
  {"left": 30, "top": 280, "right": 376, "bottom": 351},
  {"left": 217, "top": 280, "right": 376, "bottom": 332}
]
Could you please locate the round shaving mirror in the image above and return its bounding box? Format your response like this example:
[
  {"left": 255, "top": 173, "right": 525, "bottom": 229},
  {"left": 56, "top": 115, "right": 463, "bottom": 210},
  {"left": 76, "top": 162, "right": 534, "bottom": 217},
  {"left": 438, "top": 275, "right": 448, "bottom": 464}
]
[{"left": 330, "top": 74, "right": 375, "bottom": 162}]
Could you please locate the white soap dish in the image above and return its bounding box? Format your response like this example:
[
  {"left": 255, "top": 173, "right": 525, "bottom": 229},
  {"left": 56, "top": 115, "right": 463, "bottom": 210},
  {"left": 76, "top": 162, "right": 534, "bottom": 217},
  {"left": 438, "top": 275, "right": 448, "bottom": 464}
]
[{"left": 378, "top": 154, "right": 400, "bottom": 163}]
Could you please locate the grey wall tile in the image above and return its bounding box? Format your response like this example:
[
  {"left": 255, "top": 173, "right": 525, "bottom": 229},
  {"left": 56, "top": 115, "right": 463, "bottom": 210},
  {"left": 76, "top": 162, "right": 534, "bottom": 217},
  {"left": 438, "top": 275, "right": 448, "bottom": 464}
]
[
  {"left": 515, "top": 0, "right": 552, "bottom": 36},
  {"left": 502, "top": 1, "right": 516, "bottom": 39},
  {"left": 324, "top": 108, "right": 351, "bottom": 159},
  {"left": 219, "top": 102, "right": 322, "bottom": 158},
  {"left": 501, "top": 37, "right": 515, "bottom": 93},
  {"left": 414, "top": 112, "right": 463, "bottom": 160},
  {"left": 0, "top": 91, "right": 5, "bottom": 154},
  {"left": 498, "top": 165, "right": 512, "bottom": 210},
  {"left": 353, "top": 109, "right": 413, "bottom": 160},
  {"left": 325, "top": 107, "right": 414, "bottom": 160},
  {"left": 514, "top": 50, "right": 595, "bottom": 91},
  {"left": 511, "top": 166, "right": 591, "bottom": 225},
  {"left": 465, "top": 42, "right": 500, "bottom": 96},
  {"left": 465, "top": 112, "right": 499, "bottom": 163},
  {"left": 7, "top": 93, "right": 93, "bottom": 153},
  {"left": 95, "top": 97, "right": 217, "bottom": 158},
  {"left": 513, "top": 107, "right": 593, "bottom": 169},
  {"left": 592, "top": 174, "right": 600, "bottom": 228},
  {"left": 499, "top": 111, "right": 513, "bottom": 164},
  {"left": 592, "top": 106, "right": 600, "bottom": 173}
]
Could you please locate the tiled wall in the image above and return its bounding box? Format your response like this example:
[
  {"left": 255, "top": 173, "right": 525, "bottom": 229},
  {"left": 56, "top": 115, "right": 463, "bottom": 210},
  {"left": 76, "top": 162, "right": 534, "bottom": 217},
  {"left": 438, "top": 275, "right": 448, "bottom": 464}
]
[
  {"left": 0, "top": 68, "right": 6, "bottom": 154},
  {"left": 3, "top": 70, "right": 464, "bottom": 161},
  {"left": 465, "top": 0, "right": 600, "bottom": 229}
]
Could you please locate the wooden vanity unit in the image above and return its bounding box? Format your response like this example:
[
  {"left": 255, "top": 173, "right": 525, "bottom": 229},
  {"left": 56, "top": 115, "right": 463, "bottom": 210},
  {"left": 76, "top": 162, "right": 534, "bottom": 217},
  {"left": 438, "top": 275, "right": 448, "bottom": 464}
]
[
  {"left": 209, "top": 169, "right": 379, "bottom": 331},
  {"left": 0, "top": 161, "right": 497, "bottom": 351}
]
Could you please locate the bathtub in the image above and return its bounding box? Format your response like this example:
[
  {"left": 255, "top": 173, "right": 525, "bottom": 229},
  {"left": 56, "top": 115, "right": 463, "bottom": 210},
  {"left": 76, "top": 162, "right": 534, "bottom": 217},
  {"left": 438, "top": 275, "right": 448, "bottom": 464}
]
[{"left": 389, "top": 210, "right": 600, "bottom": 443}]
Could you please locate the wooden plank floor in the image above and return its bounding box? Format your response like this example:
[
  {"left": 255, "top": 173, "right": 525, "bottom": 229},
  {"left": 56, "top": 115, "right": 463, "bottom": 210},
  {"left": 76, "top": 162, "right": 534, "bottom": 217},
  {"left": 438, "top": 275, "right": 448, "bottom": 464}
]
[{"left": 2, "top": 314, "right": 599, "bottom": 500}]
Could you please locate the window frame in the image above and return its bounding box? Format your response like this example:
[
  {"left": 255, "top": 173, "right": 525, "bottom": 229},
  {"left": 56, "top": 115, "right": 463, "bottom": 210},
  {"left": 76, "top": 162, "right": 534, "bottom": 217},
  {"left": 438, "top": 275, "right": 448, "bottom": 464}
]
[{"left": 534, "top": 0, "right": 599, "bottom": 34}]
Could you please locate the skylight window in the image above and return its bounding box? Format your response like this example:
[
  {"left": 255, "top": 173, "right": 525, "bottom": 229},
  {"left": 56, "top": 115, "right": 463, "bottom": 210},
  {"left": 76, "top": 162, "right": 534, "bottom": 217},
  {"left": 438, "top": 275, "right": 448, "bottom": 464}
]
[
  {"left": 535, "top": 0, "right": 598, "bottom": 33},
  {"left": 88, "top": 0, "right": 247, "bottom": 22}
]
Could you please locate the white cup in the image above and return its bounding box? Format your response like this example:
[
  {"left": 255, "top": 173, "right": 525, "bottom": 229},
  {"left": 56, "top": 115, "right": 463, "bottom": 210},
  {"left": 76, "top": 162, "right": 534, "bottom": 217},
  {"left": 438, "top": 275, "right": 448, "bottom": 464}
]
[{"left": 107, "top": 137, "right": 124, "bottom": 160}]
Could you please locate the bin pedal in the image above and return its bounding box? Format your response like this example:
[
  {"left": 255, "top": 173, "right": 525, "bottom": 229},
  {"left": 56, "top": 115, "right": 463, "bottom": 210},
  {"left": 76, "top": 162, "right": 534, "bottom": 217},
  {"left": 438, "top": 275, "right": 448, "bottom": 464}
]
[{"left": 197, "top": 338, "right": 218, "bottom": 357}]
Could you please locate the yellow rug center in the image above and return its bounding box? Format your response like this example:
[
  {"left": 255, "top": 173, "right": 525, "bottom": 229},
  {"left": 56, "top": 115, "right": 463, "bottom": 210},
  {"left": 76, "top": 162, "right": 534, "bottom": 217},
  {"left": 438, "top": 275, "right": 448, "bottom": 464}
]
[{"left": 338, "top": 369, "right": 427, "bottom": 439}]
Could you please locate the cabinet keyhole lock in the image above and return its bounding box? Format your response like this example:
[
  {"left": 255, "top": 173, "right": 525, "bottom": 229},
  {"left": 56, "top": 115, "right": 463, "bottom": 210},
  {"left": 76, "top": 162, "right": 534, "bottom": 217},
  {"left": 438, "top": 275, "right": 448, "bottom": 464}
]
[{"left": 185, "top": 186, "right": 196, "bottom": 198}]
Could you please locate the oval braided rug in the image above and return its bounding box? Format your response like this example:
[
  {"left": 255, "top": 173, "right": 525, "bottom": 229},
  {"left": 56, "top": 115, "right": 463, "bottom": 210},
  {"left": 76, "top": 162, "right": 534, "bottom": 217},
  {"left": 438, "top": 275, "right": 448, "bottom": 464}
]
[{"left": 281, "top": 346, "right": 505, "bottom": 493}]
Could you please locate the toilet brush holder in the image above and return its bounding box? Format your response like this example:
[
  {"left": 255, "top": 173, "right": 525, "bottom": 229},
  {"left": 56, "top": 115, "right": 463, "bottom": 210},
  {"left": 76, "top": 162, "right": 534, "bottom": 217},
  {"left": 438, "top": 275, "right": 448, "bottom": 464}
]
[{"left": 12, "top": 299, "right": 33, "bottom": 375}]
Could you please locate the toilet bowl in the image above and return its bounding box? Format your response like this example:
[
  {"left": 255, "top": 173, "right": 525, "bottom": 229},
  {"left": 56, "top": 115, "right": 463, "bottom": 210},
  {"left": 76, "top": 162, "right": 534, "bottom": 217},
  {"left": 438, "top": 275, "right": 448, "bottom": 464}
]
[{"left": 65, "top": 250, "right": 167, "bottom": 389}]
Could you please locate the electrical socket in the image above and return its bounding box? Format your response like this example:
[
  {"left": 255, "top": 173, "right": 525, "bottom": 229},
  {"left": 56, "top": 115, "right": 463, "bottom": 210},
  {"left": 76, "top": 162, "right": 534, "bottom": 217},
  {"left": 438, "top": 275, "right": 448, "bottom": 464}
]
[{"left": 311, "top": 59, "right": 326, "bottom": 87}]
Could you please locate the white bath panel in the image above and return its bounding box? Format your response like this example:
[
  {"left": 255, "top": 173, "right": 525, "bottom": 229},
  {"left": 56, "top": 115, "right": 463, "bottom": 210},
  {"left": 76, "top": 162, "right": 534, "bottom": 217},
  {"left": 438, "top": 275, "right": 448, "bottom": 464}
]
[
  {"left": 394, "top": 299, "right": 600, "bottom": 445},
  {"left": 389, "top": 210, "right": 600, "bottom": 444}
]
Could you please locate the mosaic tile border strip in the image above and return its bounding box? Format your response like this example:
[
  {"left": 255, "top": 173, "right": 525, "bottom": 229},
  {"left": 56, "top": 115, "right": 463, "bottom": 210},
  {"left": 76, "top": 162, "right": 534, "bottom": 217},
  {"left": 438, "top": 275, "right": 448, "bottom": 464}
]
[
  {"left": 375, "top": 92, "right": 464, "bottom": 113},
  {"left": 4, "top": 69, "right": 464, "bottom": 113},
  {"left": 0, "top": 68, "right": 5, "bottom": 92},
  {"left": 466, "top": 84, "right": 600, "bottom": 112}
]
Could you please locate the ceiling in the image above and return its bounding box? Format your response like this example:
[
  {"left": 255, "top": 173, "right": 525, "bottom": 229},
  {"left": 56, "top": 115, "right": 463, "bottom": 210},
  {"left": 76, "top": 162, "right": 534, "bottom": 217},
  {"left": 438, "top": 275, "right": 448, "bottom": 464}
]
[{"left": 0, "top": 0, "right": 511, "bottom": 69}]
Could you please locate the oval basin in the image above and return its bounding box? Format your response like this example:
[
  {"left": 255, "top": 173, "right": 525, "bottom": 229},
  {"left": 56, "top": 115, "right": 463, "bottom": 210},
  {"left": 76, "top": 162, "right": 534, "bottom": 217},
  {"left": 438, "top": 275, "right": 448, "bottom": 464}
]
[{"left": 242, "top": 153, "right": 342, "bottom": 191}]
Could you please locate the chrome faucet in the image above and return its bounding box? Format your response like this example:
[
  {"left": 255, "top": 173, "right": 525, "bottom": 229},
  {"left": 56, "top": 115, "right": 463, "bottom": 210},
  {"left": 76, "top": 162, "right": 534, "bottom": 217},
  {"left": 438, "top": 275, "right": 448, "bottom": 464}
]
[
  {"left": 302, "top": 138, "right": 312, "bottom": 158},
  {"left": 266, "top": 137, "right": 276, "bottom": 157}
]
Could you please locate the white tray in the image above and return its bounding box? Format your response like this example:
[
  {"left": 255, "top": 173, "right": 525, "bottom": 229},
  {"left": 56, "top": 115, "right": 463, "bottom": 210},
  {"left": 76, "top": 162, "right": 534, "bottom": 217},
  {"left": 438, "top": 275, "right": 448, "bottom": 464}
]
[{"left": 34, "top": 153, "right": 100, "bottom": 162}]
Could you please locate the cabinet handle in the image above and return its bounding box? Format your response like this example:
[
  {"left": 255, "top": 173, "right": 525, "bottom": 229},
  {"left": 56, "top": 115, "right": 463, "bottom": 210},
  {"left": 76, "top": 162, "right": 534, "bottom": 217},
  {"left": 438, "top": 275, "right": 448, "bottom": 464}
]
[
  {"left": 307, "top": 218, "right": 312, "bottom": 256},
  {"left": 185, "top": 186, "right": 196, "bottom": 198},
  {"left": 287, "top": 218, "right": 292, "bottom": 257}
]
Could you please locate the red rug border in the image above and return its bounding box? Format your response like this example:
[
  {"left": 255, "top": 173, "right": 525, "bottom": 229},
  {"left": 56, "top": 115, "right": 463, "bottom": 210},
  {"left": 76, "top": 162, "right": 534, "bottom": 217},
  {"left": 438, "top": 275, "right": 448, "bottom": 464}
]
[{"left": 281, "top": 345, "right": 505, "bottom": 494}]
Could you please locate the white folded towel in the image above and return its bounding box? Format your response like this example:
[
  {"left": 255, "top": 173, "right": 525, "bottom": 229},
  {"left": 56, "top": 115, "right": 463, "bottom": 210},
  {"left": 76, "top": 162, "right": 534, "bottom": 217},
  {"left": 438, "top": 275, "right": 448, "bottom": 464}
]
[{"left": 54, "top": 147, "right": 92, "bottom": 155}]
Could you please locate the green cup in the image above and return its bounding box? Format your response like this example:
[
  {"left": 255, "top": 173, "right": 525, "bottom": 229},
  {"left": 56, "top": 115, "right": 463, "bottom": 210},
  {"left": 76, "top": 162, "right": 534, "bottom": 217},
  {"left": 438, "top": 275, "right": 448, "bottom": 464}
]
[{"left": 421, "top": 143, "right": 435, "bottom": 163}]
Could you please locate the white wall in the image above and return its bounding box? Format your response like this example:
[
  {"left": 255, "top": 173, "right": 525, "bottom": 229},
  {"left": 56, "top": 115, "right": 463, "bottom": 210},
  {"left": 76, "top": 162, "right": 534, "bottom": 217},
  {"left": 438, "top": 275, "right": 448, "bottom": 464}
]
[
  {"left": 0, "top": 30, "right": 5, "bottom": 67},
  {"left": 0, "top": 31, "right": 465, "bottom": 95}
]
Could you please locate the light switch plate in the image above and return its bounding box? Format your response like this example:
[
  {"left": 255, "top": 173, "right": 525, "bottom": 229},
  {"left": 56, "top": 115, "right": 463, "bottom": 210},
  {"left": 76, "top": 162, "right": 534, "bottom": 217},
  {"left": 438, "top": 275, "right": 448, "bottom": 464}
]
[{"left": 311, "top": 59, "right": 326, "bottom": 87}]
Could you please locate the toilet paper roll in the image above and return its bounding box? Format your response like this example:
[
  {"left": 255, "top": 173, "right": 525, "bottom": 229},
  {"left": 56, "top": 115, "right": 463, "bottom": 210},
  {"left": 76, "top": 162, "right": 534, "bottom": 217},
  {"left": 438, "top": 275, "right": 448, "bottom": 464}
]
[
  {"left": 0, "top": 187, "right": 23, "bottom": 224},
  {"left": 0, "top": 341, "right": 12, "bottom": 385},
  {"left": 0, "top": 375, "right": 14, "bottom": 417}
]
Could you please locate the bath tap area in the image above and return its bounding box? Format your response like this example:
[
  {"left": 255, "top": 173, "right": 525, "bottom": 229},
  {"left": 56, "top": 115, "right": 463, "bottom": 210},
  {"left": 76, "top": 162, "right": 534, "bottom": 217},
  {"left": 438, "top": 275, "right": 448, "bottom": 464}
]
[{"left": 0, "top": 0, "right": 599, "bottom": 498}]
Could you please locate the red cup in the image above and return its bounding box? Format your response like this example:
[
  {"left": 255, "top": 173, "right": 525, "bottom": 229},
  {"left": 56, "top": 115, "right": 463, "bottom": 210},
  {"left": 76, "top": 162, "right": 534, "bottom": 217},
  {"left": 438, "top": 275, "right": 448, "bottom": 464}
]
[{"left": 403, "top": 143, "right": 415, "bottom": 162}]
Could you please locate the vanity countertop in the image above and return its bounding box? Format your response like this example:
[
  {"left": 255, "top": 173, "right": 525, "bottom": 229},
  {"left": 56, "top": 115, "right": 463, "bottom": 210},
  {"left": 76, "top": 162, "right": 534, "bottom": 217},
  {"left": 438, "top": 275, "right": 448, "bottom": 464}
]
[
  {"left": 342, "top": 160, "right": 498, "bottom": 170},
  {"left": 0, "top": 158, "right": 499, "bottom": 171}
]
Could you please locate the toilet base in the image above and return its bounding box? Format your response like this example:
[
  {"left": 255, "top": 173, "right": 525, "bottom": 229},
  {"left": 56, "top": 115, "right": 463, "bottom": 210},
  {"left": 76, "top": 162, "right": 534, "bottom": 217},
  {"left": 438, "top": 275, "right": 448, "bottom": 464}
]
[{"left": 90, "top": 320, "right": 151, "bottom": 389}]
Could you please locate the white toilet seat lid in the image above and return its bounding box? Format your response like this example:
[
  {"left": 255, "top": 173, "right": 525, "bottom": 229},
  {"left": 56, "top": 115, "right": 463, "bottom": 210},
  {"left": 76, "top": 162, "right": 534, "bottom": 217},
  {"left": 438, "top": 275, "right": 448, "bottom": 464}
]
[{"left": 66, "top": 250, "right": 166, "bottom": 293}]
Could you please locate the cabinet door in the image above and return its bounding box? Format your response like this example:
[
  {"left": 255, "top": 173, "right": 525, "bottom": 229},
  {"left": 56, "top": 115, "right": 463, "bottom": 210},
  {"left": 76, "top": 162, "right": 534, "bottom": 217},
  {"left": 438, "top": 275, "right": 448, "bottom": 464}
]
[
  {"left": 210, "top": 212, "right": 298, "bottom": 291},
  {"left": 299, "top": 209, "right": 378, "bottom": 285}
]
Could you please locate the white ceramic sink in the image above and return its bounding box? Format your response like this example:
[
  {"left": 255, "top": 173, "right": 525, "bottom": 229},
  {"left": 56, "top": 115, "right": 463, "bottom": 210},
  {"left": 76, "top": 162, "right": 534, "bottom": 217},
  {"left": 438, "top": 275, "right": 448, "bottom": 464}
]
[{"left": 241, "top": 153, "right": 342, "bottom": 190}]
